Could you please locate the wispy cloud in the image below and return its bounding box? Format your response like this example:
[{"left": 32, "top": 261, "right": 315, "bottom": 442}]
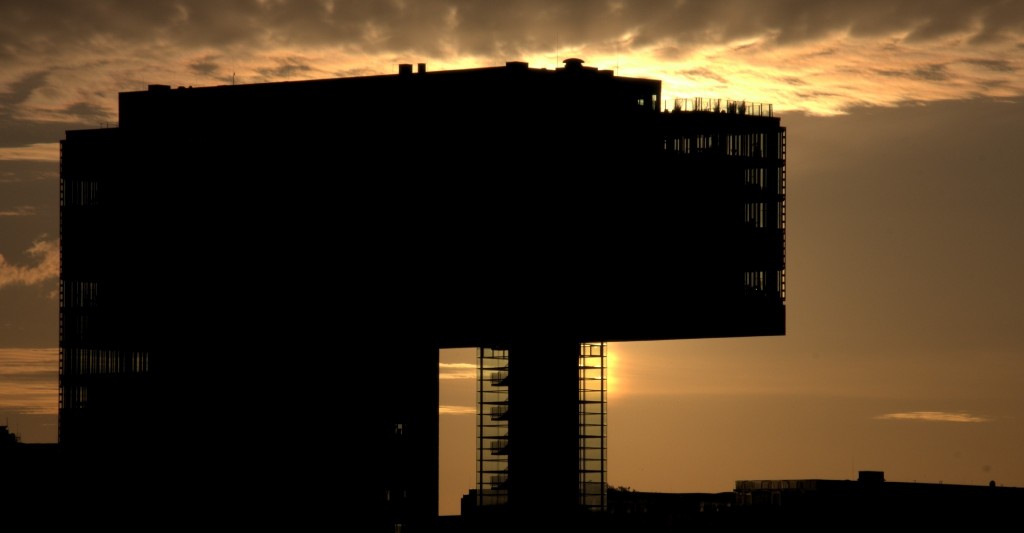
[
  {"left": 255, "top": 56, "right": 318, "bottom": 81},
  {"left": 189, "top": 55, "right": 221, "bottom": 76},
  {"left": 0, "top": 143, "right": 59, "bottom": 161},
  {"left": 0, "top": 348, "right": 58, "bottom": 415},
  {"left": 439, "top": 405, "right": 475, "bottom": 415},
  {"left": 876, "top": 411, "right": 990, "bottom": 423},
  {"left": 0, "top": 238, "right": 59, "bottom": 289},
  {"left": 62, "top": 102, "right": 111, "bottom": 124},
  {"left": 0, "top": 205, "right": 35, "bottom": 216},
  {"left": 439, "top": 362, "right": 476, "bottom": 380}
]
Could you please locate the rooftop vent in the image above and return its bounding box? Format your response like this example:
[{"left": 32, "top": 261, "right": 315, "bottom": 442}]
[
  {"left": 858, "top": 471, "right": 885, "bottom": 484},
  {"left": 562, "top": 58, "right": 585, "bottom": 71}
]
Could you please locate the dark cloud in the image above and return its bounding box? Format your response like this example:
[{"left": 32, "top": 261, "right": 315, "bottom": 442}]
[
  {"left": 332, "top": 66, "right": 384, "bottom": 79},
  {"left": 911, "top": 63, "right": 949, "bottom": 81},
  {"left": 0, "top": 116, "right": 93, "bottom": 150},
  {"left": 976, "top": 78, "right": 1012, "bottom": 92},
  {"left": 189, "top": 56, "right": 221, "bottom": 76},
  {"left": 794, "top": 90, "right": 844, "bottom": 100},
  {"left": 874, "top": 68, "right": 905, "bottom": 78},
  {"left": 968, "top": 0, "right": 1024, "bottom": 42},
  {"left": 732, "top": 40, "right": 760, "bottom": 52},
  {"left": 1, "top": 1, "right": 1020, "bottom": 59},
  {"left": 0, "top": 70, "right": 49, "bottom": 109},
  {"left": 679, "top": 68, "right": 727, "bottom": 84},
  {"left": 652, "top": 45, "right": 684, "bottom": 61},
  {"left": 962, "top": 58, "right": 1015, "bottom": 72},
  {"left": 256, "top": 57, "right": 315, "bottom": 79},
  {"left": 873, "top": 63, "right": 949, "bottom": 82},
  {"left": 63, "top": 102, "right": 112, "bottom": 123},
  {"left": 0, "top": 71, "right": 94, "bottom": 148}
]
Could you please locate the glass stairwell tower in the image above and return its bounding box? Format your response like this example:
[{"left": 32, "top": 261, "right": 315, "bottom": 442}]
[{"left": 476, "top": 343, "right": 607, "bottom": 512}]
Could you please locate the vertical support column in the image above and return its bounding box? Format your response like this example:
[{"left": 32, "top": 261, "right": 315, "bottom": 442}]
[{"left": 507, "top": 336, "right": 582, "bottom": 520}]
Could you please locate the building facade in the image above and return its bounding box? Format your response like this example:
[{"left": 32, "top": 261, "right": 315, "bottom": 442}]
[{"left": 60, "top": 59, "right": 785, "bottom": 530}]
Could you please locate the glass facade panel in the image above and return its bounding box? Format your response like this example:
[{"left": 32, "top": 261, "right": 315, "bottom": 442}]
[
  {"left": 579, "top": 342, "right": 607, "bottom": 512},
  {"left": 476, "top": 342, "right": 607, "bottom": 511}
]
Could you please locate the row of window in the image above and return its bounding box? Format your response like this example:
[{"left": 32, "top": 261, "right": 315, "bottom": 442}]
[
  {"left": 743, "top": 270, "right": 785, "bottom": 297},
  {"left": 663, "top": 132, "right": 783, "bottom": 158},
  {"left": 744, "top": 167, "right": 785, "bottom": 194},
  {"left": 62, "top": 280, "right": 100, "bottom": 308},
  {"left": 62, "top": 385, "right": 88, "bottom": 409},
  {"left": 61, "top": 179, "right": 100, "bottom": 207},
  {"left": 62, "top": 348, "right": 150, "bottom": 376},
  {"left": 744, "top": 200, "right": 786, "bottom": 230}
]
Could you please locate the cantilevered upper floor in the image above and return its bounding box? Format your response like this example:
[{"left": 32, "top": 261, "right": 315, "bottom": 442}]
[{"left": 63, "top": 59, "right": 784, "bottom": 350}]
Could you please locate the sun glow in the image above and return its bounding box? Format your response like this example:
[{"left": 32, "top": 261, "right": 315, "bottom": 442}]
[{"left": 606, "top": 346, "right": 621, "bottom": 397}]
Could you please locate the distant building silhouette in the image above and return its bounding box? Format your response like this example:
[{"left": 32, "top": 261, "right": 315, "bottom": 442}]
[
  {"left": 0, "top": 424, "right": 61, "bottom": 513},
  {"left": 732, "top": 471, "right": 1024, "bottom": 528},
  {"left": 516, "top": 473, "right": 1024, "bottom": 532},
  {"left": 0, "top": 424, "right": 17, "bottom": 447},
  {"left": 60, "top": 58, "right": 785, "bottom": 529}
]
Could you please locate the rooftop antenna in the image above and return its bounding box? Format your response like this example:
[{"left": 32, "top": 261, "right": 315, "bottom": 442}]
[{"left": 232, "top": 72, "right": 236, "bottom": 86}]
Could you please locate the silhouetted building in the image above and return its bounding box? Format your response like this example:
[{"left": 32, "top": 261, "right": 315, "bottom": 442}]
[
  {"left": 733, "top": 470, "right": 1024, "bottom": 527},
  {"left": 0, "top": 425, "right": 61, "bottom": 513},
  {"left": 605, "top": 487, "right": 736, "bottom": 532},
  {"left": 473, "top": 341, "right": 608, "bottom": 517},
  {"left": 60, "top": 58, "right": 785, "bottom": 529},
  {"left": 523, "top": 473, "right": 1024, "bottom": 532}
]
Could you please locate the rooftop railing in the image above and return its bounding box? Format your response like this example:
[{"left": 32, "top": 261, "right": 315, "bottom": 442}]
[{"left": 673, "top": 97, "right": 773, "bottom": 117}]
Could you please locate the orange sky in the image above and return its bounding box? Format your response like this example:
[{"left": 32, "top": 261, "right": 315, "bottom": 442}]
[{"left": 1, "top": 0, "right": 1023, "bottom": 517}]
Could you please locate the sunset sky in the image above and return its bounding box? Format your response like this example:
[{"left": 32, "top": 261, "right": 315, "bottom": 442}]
[{"left": 1, "top": 0, "right": 1023, "bottom": 516}]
